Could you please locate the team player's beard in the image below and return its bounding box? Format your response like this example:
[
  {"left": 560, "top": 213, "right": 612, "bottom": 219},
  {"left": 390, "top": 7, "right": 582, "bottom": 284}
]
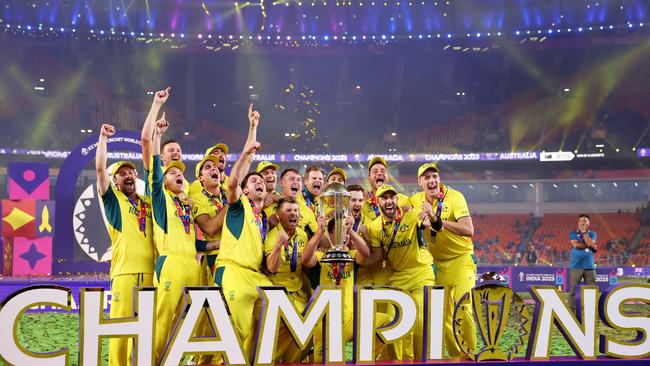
[
  {"left": 120, "top": 177, "right": 136, "bottom": 195},
  {"left": 380, "top": 202, "right": 397, "bottom": 219}
]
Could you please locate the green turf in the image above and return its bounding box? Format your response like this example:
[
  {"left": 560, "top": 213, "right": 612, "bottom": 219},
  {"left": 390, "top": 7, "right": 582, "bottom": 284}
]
[{"left": 1, "top": 295, "right": 647, "bottom": 365}]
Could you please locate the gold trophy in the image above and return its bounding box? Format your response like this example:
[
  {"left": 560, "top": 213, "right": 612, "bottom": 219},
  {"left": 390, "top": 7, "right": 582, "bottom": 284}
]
[
  {"left": 318, "top": 182, "right": 354, "bottom": 263},
  {"left": 453, "top": 272, "right": 531, "bottom": 361}
]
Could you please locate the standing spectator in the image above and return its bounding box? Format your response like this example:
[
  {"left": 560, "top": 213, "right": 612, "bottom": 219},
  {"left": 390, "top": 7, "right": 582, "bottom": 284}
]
[
  {"left": 568, "top": 214, "right": 598, "bottom": 312},
  {"left": 525, "top": 243, "right": 538, "bottom": 265}
]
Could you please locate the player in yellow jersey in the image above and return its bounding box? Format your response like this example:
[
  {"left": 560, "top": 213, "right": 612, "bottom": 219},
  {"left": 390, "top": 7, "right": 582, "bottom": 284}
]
[
  {"left": 96, "top": 124, "right": 155, "bottom": 366},
  {"left": 326, "top": 167, "right": 347, "bottom": 186},
  {"left": 365, "top": 184, "right": 435, "bottom": 361},
  {"left": 409, "top": 162, "right": 476, "bottom": 359},
  {"left": 357, "top": 156, "right": 411, "bottom": 290},
  {"left": 213, "top": 105, "right": 276, "bottom": 362},
  {"left": 187, "top": 154, "right": 229, "bottom": 365},
  {"left": 191, "top": 154, "right": 228, "bottom": 281},
  {"left": 264, "top": 196, "right": 318, "bottom": 363},
  {"left": 142, "top": 107, "right": 218, "bottom": 363}
]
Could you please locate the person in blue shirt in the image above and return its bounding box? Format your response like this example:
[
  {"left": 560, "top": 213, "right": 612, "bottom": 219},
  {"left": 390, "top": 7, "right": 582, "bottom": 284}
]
[{"left": 568, "top": 213, "right": 598, "bottom": 312}]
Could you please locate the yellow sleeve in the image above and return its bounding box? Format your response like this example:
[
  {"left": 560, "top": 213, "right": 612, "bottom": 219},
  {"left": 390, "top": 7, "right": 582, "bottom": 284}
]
[
  {"left": 451, "top": 190, "right": 471, "bottom": 220},
  {"left": 263, "top": 203, "right": 277, "bottom": 218},
  {"left": 190, "top": 192, "right": 210, "bottom": 220},
  {"left": 397, "top": 193, "right": 411, "bottom": 209},
  {"left": 368, "top": 219, "right": 383, "bottom": 248},
  {"left": 314, "top": 250, "right": 325, "bottom": 262},
  {"left": 408, "top": 192, "right": 424, "bottom": 226}
]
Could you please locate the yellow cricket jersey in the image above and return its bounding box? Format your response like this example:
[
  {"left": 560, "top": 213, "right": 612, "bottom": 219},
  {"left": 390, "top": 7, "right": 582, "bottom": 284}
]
[
  {"left": 190, "top": 184, "right": 228, "bottom": 253},
  {"left": 368, "top": 209, "right": 433, "bottom": 271},
  {"left": 149, "top": 155, "right": 197, "bottom": 258},
  {"left": 310, "top": 249, "right": 358, "bottom": 315},
  {"left": 216, "top": 195, "right": 267, "bottom": 272},
  {"left": 409, "top": 186, "right": 473, "bottom": 261},
  {"left": 101, "top": 185, "right": 155, "bottom": 278},
  {"left": 264, "top": 226, "right": 308, "bottom": 292},
  {"left": 361, "top": 192, "right": 410, "bottom": 223}
]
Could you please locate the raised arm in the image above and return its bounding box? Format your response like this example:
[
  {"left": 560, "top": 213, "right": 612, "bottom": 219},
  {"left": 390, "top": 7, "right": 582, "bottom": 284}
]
[
  {"left": 141, "top": 87, "right": 170, "bottom": 170},
  {"left": 302, "top": 215, "right": 327, "bottom": 268},
  {"left": 246, "top": 103, "right": 260, "bottom": 146},
  {"left": 226, "top": 140, "right": 261, "bottom": 203},
  {"left": 95, "top": 124, "right": 116, "bottom": 196}
]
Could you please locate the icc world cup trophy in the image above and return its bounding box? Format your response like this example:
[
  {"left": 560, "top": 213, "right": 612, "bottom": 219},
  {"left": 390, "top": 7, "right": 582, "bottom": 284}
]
[{"left": 318, "top": 182, "right": 354, "bottom": 263}]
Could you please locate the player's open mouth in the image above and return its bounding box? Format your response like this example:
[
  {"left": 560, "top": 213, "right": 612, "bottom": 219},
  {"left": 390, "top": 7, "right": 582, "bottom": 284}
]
[
  {"left": 256, "top": 187, "right": 264, "bottom": 193},
  {"left": 176, "top": 178, "right": 183, "bottom": 185},
  {"left": 290, "top": 186, "right": 299, "bottom": 193},
  {"left": 124, "top": 179, "right": 134, "bottom": 186},
  {"left": 211, "top": 173, "right": 219, "bottom": 180},
  {"left": 288, "top": 218, "right": 298, "bottom": 225},
  {"left": 375, "top": 179, "right": 384, "bottom": 185}
]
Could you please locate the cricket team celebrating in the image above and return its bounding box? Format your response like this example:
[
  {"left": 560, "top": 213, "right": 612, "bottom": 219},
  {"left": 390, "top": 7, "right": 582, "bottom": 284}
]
[{"left": 96, "top": 88, "right": 477, "bottom": 365}]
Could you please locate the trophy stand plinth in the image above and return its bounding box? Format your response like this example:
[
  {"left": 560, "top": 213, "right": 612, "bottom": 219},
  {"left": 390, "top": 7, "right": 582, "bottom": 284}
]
[{"left": 319, "top": 248, "right": 355, "bottom": 263}]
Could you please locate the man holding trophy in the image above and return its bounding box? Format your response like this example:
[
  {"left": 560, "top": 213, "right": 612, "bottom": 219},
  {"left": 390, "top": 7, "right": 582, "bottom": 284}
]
[{"left": 302, "top": 182, "right": 398, "bottom": 361}]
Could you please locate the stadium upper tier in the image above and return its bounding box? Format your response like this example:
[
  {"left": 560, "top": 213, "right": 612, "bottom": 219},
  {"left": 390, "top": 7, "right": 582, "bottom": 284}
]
[{"left": 1, "top": 36, "right": 649, "bottom": 155}]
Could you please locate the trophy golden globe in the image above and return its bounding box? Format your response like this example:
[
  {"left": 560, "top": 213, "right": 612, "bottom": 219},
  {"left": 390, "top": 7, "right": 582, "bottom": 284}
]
[{"left": 318, "top": 182, "right": 354, "bottom": 263}]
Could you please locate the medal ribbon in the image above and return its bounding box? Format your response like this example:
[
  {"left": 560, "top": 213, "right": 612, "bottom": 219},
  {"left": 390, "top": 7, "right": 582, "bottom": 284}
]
[
  {"left": 203, "top": 188, "right": 227, "bottom": 212},
  {"left": 250, "top": 201, "right": 268, "bottom": 243},
  {"left": 370, "top": 193, "right": 381, "bottom": 218},
  {"left": 283, "top": 235, "right": 299, "bottom": 272},
  {"left": 431, "top": 185, "right": 446, "bottom": 237},
  {"left": 302, "top": 188, "right": 317, "bottom": 214},
  {"left": 127, "top": 195, "right": 147, "bottom": 235},
  {"left": 383, "top": 208, "right": 403, "bottom": 261},
  {"left": 331, "top": 263, "right": 346, "bottom": 286},
  {"left": 353, "top": 215, "right": 361, "bottom": 232},
  {"left": 172, "top": 197, "right": 191, "bottom": 234}
]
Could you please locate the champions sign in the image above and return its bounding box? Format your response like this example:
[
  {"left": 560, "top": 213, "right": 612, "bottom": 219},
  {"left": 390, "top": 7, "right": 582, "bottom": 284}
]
[{"left": 0, "top": 283, "right": 648, "bottom": 365}]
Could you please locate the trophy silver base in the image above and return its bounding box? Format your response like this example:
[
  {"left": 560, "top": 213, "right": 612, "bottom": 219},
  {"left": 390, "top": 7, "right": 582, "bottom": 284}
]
[{"left": 319, "top": 249, "right": 355, "bottom": 263}]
